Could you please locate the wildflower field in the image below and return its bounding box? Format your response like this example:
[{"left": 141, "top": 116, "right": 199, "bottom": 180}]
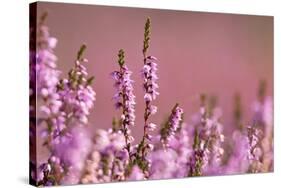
[{"left": 29, "top": 2, "right": 273, "bottom": 186}]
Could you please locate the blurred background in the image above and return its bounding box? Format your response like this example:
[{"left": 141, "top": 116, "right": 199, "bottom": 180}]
[{"left": 37, "top": 2, "right": 273, "bottom": 141}]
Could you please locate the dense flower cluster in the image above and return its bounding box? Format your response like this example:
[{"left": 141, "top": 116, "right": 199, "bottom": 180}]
[
  {"left": 247, "top": 126, "right": 263, "bottom": 173},
  {"left": 111, "top": 49, "right": 136, "bottom": 159},
  {"left": 160, "top": 104, "right": 184, "bottom": 148},
  {"left": 30, "top": 14, "right": 274, "bottom": 186},
  {"left": 132, "top": 18, "right": 160, "bottom": 175},
  {"left": 81, "top": 129, "right": 128, "bottom": 183},
  {"left": 35, "top": 13, "right": 63, "bottom": 148},
  {"left": 224, "top": 129, "right": 249, "bottom": 174}
]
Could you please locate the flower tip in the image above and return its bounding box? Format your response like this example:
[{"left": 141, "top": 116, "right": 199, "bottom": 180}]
[
  {"left": 118, "top": 49, "right": 125, "bottom": 66},
  {"left": 77, "top": 44, "right": 87, "bottom": 60}
]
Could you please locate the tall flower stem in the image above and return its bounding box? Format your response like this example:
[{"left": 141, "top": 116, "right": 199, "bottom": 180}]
[
  {"left": 142, "top": 18, "right": 151, "bottom": 146},
  {"left": 138, "top": 18, "right": 159, "bottom": 168},
  {"left": 111, "top": 49, "right": 136, "bottom": 162}
]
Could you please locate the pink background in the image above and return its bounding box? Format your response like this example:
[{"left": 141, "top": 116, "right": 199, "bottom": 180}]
[{"left": 37, "top": 2, "right": 273, "bottom": 140}]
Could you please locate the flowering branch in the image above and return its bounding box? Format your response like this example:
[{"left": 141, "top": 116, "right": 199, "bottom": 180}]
[
  {"left": 134, "top": 18, "right": 159, "bottom": 174},
  {"left": 160, "top": 103, "right": 184, "bottom": 148},
  {"left": 111, "top": 49, "right": 136, "bottom": 162},
  {"left": 247, "top": 126, "right": 263, "bottom": 173},
  {"left": 188, "top": 94, "right": 210, "bottom": 176}
]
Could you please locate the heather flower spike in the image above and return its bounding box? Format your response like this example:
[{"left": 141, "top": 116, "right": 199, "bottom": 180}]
[
  {"left": 143, "top": 17, "right": 151, "bottom": 57},
  {"left": 111, "top": 49, "right": 136, "bottom": 161},
  {"left": 134, "top": 18, "right": 159, "bottom": 174},
  {"left": 160, "top": 103, "right": 184, "bottom": 148},
  {"left": 77, "top": 44, "right": 87, "bottom": 60},
  {"left": 247, "top": 126, "right": 263, "bottom": 172},
  {"left": 35, "top": 11, "right": 63, "bottom": 149},
  {"left": 189, "top": 128, "right": 203, "bottom": 176},
  {"left": 188, "top": 94, "right": 211, "bottom": 177}
]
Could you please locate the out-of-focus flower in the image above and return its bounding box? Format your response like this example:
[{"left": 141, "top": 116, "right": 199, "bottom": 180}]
[
  {"left": 188, "top": 95, "right": 224, "bottom": 176},
  {"left": 252, "top": 80, "right": 273, "bottom": 172},
  {"left": 58, "top": 46, "right": 96, "bottom": 128},
  {"left": 128, "top": 166, "right": 145, "bottom": 181},
  {"left": 224, "top": 130, "right": 249, "bottom": 174},
  {"left": 81, "top": 129, "right": 129, "bottom": 183},
  {"left": 203, "top": 103, "right": 225, "bottom": 175},
  {"left": 160, "top": 104, "right": 184, "bottom": 148},
  {"left": 148, "top": 148, "right": 179, "bottom": 179},
  {"left": 35, "top": 13, "right": 64, "bottom": 146},
  {"left": 247, "top": 126, "right": 263, "bottom": 173},
  {"left": 51, "top": 127, "right": 92, "bottom": 185}
]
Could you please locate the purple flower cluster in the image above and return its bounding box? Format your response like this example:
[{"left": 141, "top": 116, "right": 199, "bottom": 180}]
[
  {"left": 30, "top": 14, "right": 274, "bottom": 186},
  {"left": 160, "top": 104, "right": 184, "bottom": 148},
  {"left": 141, "top": 41, "right": 159, "bottom": 141},
  {"left": 247, "top": 126, "right": 263, "bottom": 173},
  {"left": 111, "top": 49, "right": 136, "bottom": 158},
  {"left": 131, "top": 19, "right": 159, "bottom": 174},
  {"left": 58, "top": 58, "right": 96, "bottom": 127},
  {"left": 53, "top": 127, "right": 92, "bottom": 185},
  {"left": 252, "top": 81, "right": 273, "bottom": 171},
  {"left": 203, "top": 108, "right": 225, "bottom": 175},
  {"left": 224, "top": 130, "right": 249, "bottom": 174},
  {"left": 142, "top": 56, "right": 159, "bottom": 103},
  {"left": 31, "top": 15, "right": 96, "bottom": 185},
  {"left": 187, "top": 96, "right": 210, "bottom": 176},
  {"left": 149, "top": 124, "right": 191, "bottom": 179},
  {"left": 35, "top": 14, "right": 64, "bottom": 147},
  {"left": 81, "top": 129, "right": 128, "bottom": 183},
  {"left": 141, "top": 55, "right": 159, "bottom": 144}
]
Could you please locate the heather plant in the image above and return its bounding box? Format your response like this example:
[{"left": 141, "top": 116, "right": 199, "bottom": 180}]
[
  {"left": 30, "top": 13, "right": 274, "bottom": 186},
  {"left": 135, "top": 18, "right": 159, "bottom": 175},
  {"left": 111, "top": 49, "right": 136, "bottom": 161}
]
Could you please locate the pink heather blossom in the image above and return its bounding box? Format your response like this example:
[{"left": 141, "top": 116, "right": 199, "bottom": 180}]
[
  {"left": 188, "top": 96, "right": 212, "bottom": 176},
  {"left": 247, "top": 126, "right": 263, "bottom": 173},
  {"left": 203, "top": 107, "right": 225, "bottom": 175},
  {"left": 128, "top": 166, "right": 145, "bottom": 181},
  {"left": 111, "top": 66, "right": 136, "bottom": 127},
  {"left": 142, "top": 56, "right": 159, "bottom": 102},
  {"left": 111, "top": 49, "right": 136, "bottom": 159},
  {"left": 224, "top": 130, "right": 249, "bottom": 174},
  {"left": 54, "top": 127, "right": 92, "bottom": 185},
  {"left": 251, "top": 81, "right": 273, "bottom": 172},
  {"left": 148, "top": 148, "right": 179, "bottom": 179},
  {"left": 137, "top": 55, "right": 159, "bottom": 168},
  {"left": 58, "top": 58, "right": 96, "bottom": 127},
  {"left": 81, "top": 129, "right": 129, "bottom": 183},
  {"left": 35, "top": 15, "right": 65, "bottom": 145},
  {"left": 160, "top": 104, "right": 184, "bottom": 148}
]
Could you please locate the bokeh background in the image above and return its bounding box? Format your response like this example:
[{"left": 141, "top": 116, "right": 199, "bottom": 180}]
[{"left": 37, "top": 2, "right": 273, "bottom": 141}]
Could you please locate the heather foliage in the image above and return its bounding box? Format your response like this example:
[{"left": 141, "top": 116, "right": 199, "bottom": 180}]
[{"left": 30, "top": 14, "right": 273, "bottom": 186}]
